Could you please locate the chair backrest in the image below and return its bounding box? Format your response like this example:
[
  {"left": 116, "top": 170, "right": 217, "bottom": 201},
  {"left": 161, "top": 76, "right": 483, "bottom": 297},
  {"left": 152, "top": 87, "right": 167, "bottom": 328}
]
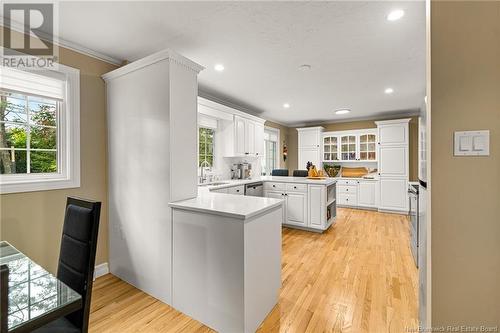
[
  {"left": 271, "top": 169, "right": 289, "bottom": 176},
  {"left": 1, "top": 265, "right": 8, "bottom": 333},
  {"left": 58, "top": 197, "right": 101, "bottom": 333},
  {"left": 293, "top": 170, "right": 309, "bottom": 177}
]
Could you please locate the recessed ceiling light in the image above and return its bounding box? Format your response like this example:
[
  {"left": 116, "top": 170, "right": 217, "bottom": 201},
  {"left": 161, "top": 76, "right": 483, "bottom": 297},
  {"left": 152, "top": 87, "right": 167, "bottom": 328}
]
[
  {"left": 335, "top": 109, "right": 350, "bottom": 115},
  {"left": 298, "top": 64, "right": 312, "bottom": 71},
  {"left": 385, "top": 88, "right": 394, "bottom": 94},
  {"left": 387, "top": 9, "right": 405, "bottom": 21},
  {"left": 283, "top": 103, "right": 290, "bottom": 109},
  {"left": 214, "top": 64, "right": 225, "bottom": 71}
]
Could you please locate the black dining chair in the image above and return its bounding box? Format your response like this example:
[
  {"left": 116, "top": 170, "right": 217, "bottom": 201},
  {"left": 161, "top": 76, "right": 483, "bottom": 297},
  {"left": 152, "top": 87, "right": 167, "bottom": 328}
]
[
  {"left": 1, "top": 265, "right": 8, "bottom": 333},
  {"left": 33, "top": 197, "right": 101, "bottom": 333},
  {"left": 292, "top": 170, "right": 309, "bottom": 177},
  {"left": 271, "top": 169, "right": 289, "bottom": 176}
]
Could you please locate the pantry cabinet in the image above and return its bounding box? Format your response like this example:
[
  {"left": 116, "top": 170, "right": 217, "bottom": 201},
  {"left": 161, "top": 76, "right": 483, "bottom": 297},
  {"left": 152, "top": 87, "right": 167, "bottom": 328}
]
[
  {"left": 297, "top": 127, "right": 324, "bottom": 169},
  {"left": 376, "top": 118, "right": 410, "bottom": 213}
]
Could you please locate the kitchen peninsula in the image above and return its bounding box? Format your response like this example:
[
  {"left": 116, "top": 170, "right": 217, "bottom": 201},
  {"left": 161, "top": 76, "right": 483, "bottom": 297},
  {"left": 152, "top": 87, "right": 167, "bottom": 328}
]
[{"left": 169, "top": 193, "right": 283, "bottom": 333}]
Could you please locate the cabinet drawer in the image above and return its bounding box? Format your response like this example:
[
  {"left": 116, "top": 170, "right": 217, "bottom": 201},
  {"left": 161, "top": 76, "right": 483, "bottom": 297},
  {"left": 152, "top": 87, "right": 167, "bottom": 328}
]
[
  {"left": 227, "top": 185, "right": 244, "bottom": 195},
  {"left": 337, "top": 185, "right": 357, "bottom": 194},
  {"left": 337, "top": 179, "right": 358, "bottom": 186},
  {"left": 211, "top": 188, "right": 228, "bottom": 194},
  {"left": 338, "top": 193, "right": 357, "bottom": 206},
  {"left": 286, "top": 183, "right": 308, "bottom": 193},
  {"left": 264, "top": 182, "right": 286, "bottom": 191}
]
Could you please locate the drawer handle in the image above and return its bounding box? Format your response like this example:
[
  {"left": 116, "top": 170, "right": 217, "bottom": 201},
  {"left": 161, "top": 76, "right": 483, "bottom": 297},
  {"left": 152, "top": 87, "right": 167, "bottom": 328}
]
[
  {"left": 294, "top": 186, "right": 297, "bottom": 189},
  {"left": 273, "top": 185, "right": 276, "bottom": 188},
  {"left": 236, "top": 190, "right": 240, "bottom": 192}
]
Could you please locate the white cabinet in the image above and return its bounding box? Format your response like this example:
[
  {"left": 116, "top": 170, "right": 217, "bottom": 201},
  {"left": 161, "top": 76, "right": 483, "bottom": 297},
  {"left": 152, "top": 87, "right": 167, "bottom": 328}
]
[
  {"left": 286, "top": 192, "right": 307, "bottom": 226},
  {"left": 322, "top": 129, "right": 377, "bottom": 163},
  {"left": 264, "top": 187, "right": 307, "bottom": 226},
  {"left": 308, "top": 185, "right": 326, "bottom": 229},
  {"left": 376, "top": 119, "right": 410, "bottom": 213},
  {"left": 227, "top": 185, "right": 244, "bottom": 195},
  {"left": 379, "top": 178, "right": 407, "bottom": 211},
  {"left": 297, "top": 127, "right": 324, "bottom": 169},
  {"left": 233, "top": 115, "right": 265, "bottom": 156},
  {"left": 357, "top": 180, "right": 377, "bottom": 208},
  {"left": 379, "top": 146, "right": 408, "bottom": 177},
  {"left": 212, "top": 188, "right": 229, "bottom": 194},
  {"left": 299, "top": 147, "right": 321, "bottom": 170},
  {"left": 234, "top": 116, "right": 246, "bottom": 155}
]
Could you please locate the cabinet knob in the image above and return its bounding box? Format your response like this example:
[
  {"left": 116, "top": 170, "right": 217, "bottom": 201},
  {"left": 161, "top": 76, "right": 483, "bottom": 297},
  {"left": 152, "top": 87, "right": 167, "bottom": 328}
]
[{"left": 236, "top": 190, "right": 240, "bottom": 192}]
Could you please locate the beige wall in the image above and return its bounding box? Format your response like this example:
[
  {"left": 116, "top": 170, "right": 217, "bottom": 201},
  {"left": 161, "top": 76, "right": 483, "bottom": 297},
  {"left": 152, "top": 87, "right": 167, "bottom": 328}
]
[
  {"left": 431, "top": 1, "right": 500, "bottom": 326},
  {"left": 0, "top": 28, "right": 118, "bottom": 274},
  {"left": 264, "top": 120, "right": 289, "bottom": 170},
  {"left": 286, "top": 117, "right": 419, "bottom": 180}
]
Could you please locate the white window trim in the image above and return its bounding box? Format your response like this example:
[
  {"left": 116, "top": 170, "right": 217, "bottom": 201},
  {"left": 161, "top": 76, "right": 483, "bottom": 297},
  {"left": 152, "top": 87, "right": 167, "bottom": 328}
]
[
  {"left": 0, "top": 64, "right": 80, "bottom": 194},
  {"left": 264, "top": 126, "right": 280, "bottom": 173}
]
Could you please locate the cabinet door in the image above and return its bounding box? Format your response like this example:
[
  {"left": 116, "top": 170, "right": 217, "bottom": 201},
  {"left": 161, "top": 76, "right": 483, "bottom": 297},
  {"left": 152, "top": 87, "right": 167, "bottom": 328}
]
[
  {"left": 379, "top": 146, "right": 408, "bottom": 177},
  {"left": 323, "top": 136, "right": 339, "bottom": 161},
  {"left": 340, "top": 135, "right": 357, "bottom": 161},
  {"left": 357, "top": 180, "right": 377, "bottom": 208},
  {"left": 234, "top": 116, "right": 246, "bottom": 155},
  {"left": 254, "top": 122, "right": 264, "bottom": 157},
  {"left": 379, "top": 178, "right": 408, "bottom": 211},
  {"left": 299, "top": 147, "right": 320, "bottom": 170},
  {"left": 246, "top": 120, "right": 255, "bottom": 154},
  {"left": 299, "top": 130, "right": 320, "bottom": 149},
  {"left": 286, "top": 192, "right": 307, "bottom": 226},
  {"left": 378, "top": 124, "right": 408, "bottom": 146},
  {"left": 308, "top": 185, "right": 325, "bottom": 229},
  {"left": 358, "top": 133, "right": 377, "bottom": 161}
]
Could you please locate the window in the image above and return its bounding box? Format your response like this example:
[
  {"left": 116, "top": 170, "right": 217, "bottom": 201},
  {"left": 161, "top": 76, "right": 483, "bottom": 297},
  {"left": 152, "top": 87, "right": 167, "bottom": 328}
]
[
  {"left": 262, "top": 127, "right": 279, "bottom": 175},
  {"left": 0, "top": 65, "right": 80, "bottom": 194},
  {"left": 198, "top": 127, "right": 215, "bottom": 167},
  {"left": 0, "top": 92, "right": 58, "bottom": 174}
]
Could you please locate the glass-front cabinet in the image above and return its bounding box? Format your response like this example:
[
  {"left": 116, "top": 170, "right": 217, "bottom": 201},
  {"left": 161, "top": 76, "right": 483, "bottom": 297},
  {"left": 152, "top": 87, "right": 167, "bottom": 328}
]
[
  {"left": 322, "top": 129, "right": 377, "bottom": 162},
  {"left": 359, "top": 133, "right": 377, "bottom": 161},
  {"left": 323, "top": 136, "right": 339, "bottom": 161},
  {"left": 340, "top": 135, "right": 357, "bottom": 161}
]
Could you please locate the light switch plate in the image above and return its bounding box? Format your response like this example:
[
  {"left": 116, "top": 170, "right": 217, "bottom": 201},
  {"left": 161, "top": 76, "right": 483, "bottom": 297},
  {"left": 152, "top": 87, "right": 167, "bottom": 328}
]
[{"left": 454, "top": 130, "right": 490, "bottom": 156}]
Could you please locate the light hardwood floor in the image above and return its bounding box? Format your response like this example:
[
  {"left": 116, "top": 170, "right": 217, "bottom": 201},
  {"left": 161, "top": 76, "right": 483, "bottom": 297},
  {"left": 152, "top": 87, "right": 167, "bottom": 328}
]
[{"left": 89, "top": 208, "right": 418, "bottom": 333}]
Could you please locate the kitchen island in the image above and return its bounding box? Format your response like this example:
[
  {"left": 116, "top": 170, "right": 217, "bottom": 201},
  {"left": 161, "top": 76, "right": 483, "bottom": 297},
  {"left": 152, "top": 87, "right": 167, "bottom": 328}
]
[
  {"left": 206, "top": 176, "right": 337, "bottom": 232},
  {"left": 169, "top": 193, "right": 284, "bottom": 333}
]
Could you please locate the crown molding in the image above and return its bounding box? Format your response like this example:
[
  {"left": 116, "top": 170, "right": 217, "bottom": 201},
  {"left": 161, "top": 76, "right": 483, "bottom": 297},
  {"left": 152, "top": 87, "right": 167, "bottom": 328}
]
[
  {"left": 0, "top": 19, "right": 123, "bottom": 66},
  {"left": 102, "top": 49, "right": 204, "bottom": 81},
  {"left": 285, "top": 109, "right": 421, "bottom": 128}
]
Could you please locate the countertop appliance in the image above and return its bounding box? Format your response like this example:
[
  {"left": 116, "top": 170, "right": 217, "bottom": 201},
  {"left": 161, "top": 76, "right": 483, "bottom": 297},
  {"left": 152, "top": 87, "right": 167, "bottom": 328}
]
[
  {"left": 237, "top": 163, "right": 252, "bottom": 180},
  {"left": 245, "top": 182, "right": 263, "bottom": 197},
  {"left": 408, "top": 183, "right": 419, "bottom": 267}
]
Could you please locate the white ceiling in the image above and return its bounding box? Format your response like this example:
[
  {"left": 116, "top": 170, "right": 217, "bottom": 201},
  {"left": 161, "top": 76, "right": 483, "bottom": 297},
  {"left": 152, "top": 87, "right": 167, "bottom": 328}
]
[{"left": 56, "top": 1, "right": 426, "bottom": 126}]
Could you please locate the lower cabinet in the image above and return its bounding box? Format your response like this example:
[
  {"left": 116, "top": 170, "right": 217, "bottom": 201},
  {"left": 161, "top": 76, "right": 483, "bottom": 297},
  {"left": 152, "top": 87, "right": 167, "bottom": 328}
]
[
  {"left": 357, "top": 180, "right": 377, "bottom": 208},
  {"left": 379, "top": 178, "right": 408, "bottom": 212},
  {"left": 336, "top": 179, "right": 377, "bottom": 209},
  {"left": 308, "top": 185, "right": 326, "bottom": 229},
  {"left": 264, "top": 190, "right": 307, "bottom": 226}
]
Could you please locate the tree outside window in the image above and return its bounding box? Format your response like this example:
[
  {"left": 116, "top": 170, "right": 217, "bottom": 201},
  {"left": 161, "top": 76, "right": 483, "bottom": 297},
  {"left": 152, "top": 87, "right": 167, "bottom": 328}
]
[
  {"left": 198, "top": 127, "right": 214, "bottom": 167},
  {"left": 0, "top": 90, "right": 58, "bottom": 175}
]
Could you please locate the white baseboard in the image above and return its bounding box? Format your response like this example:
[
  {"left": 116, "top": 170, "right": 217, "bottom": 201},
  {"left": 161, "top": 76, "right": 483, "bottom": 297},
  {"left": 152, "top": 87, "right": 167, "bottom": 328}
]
[{"left": 94, "top": 262, "right": 109, "bottom": 280}]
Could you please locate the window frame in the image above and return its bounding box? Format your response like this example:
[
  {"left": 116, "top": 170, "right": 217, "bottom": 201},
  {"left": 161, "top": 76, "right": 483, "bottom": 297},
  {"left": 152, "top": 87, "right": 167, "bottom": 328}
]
[
  {"left": 0, "top": 64, "right": 80, "bottom": 194},
  {"left": 197, "top": 126, "right": 215, "bottom": 168},
  {"left": 262, "top": 127, "right": 280, "bottom": 176}
]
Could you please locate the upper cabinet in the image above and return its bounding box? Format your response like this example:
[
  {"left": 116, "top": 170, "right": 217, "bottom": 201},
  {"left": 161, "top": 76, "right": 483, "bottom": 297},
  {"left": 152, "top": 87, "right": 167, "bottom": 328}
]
[
  {"left": 323, "top": 129, "right": 377, "bottom": 163},
  {"left": 234, "top": 115, "right": 264, "bottom": 156},
  {"left": 297, "top": 127, "right": 324, "bottom": 169},
  {"left": 198, "top": 97, "right": 265, "bottom": 157}
]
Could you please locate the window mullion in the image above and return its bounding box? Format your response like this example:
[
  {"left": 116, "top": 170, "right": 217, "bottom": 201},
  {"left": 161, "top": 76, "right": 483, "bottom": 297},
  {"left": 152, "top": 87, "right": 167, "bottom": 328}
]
[{"left": 25, "top": 95, "right": 31, "bottom": 174}]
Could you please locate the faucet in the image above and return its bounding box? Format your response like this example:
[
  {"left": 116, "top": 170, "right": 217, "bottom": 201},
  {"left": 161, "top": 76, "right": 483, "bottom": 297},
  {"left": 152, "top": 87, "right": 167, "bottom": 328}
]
[{"left": 199, "top": 160, "right": 211, "bottom": 183}]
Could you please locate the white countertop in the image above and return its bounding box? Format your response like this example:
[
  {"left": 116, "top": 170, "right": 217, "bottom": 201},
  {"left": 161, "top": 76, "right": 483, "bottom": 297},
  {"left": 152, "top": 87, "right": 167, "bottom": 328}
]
[
  {"left": 169, "top": 191, "right": 284, "bottom": 220},
  {"left": 170, "top": 176, "right": 337, "bottom": 220}
]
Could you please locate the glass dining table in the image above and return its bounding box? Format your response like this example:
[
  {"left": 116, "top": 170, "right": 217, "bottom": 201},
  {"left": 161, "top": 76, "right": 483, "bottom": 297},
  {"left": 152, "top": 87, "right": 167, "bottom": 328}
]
[{"left": 0, "top": 241, "right": 82, "bottom": 333}]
